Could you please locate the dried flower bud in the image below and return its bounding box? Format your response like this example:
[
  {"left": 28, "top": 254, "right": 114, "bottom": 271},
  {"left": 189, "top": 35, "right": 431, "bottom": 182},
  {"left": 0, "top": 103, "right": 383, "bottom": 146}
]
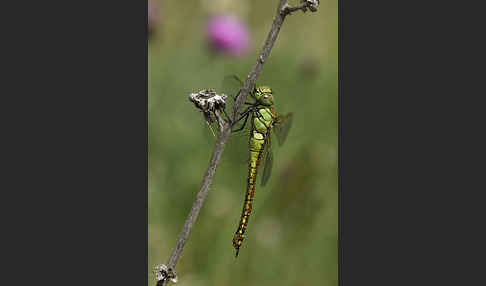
[
  {"left": 153, "top": 264, "right": 178, "bottom": 284},
  {"left": 303, "top": 0, "right": 320, "bottom": 12},
  {"left": 189, "top": 89, "right": 227, "bottom": 114},
  {"left": 189, "top": 89, "right": 228, "bottom": 134}
]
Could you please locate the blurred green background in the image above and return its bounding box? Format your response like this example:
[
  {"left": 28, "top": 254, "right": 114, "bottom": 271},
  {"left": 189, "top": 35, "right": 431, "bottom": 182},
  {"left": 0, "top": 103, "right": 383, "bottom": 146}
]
[{"left": 149, "top": 1, "right": 337, "bottom": 285}]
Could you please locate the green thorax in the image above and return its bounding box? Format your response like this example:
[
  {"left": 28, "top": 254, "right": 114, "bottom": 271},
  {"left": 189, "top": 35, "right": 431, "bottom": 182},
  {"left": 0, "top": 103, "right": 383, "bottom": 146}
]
[
  {"left": 252, "top": 106, "right": 275, "bottom": 135},
  {"left": 251, "top": 85, "right": 276, "bottom": 135}
]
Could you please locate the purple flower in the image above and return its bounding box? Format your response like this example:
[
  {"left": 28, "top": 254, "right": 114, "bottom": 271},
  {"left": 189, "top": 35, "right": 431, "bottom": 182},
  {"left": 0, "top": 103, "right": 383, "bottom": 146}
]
[
  {"left": 206, "top": 15, "right": 250, "bottom": 57},
  {"left": 148, "top": 1, "right": 159, "bottom": 38}
]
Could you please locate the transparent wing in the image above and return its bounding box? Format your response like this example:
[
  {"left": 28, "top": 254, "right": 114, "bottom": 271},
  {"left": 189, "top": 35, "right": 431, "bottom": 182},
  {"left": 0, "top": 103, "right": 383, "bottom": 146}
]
[
  {"left": 261, "top": 134, "right": 274, "bottom": 187},
  {"left": 274, "top": 112, "right": 293, "bottom": 146},
  {"left": 225, "top": 112, "right": 253, "bottom": 166},
  {"left": 221, "top": 75, "right": 244, "bottom": 101},
  {"left": 261, "top": 113, "right": 292, "bottom": 186}
]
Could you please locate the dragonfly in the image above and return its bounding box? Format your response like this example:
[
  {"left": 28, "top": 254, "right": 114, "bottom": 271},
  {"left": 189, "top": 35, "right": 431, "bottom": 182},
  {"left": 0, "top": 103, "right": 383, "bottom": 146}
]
[{"left": 222, "top": 75, "right": 293, "bottom": 257}]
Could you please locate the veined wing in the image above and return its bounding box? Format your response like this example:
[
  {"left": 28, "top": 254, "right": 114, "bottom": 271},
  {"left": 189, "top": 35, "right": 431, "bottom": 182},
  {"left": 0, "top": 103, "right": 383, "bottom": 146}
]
[
  {"left": 224, "top": 110, "right": 253, "bottom": 166},
  {"left": 221, "top": 75, "right": 244, "bottom": 101},
  {"left": 260, "top": 113, "right": 293, "bottom": 186},
  {"left": 274, "top": 112, "right": 293, "bottom": 146},
  {"left": 261, "top": 133, "right": 274, "bottom": 187},
  {"left": 221, "top": 75, "right": 247, "bottom": 122}
]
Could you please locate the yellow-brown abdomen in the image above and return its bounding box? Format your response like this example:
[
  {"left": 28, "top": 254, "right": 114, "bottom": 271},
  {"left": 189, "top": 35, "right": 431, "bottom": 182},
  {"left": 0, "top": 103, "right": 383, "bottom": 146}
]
[{"left": 232, "top": 130, "right": 266, "bottom": 256}]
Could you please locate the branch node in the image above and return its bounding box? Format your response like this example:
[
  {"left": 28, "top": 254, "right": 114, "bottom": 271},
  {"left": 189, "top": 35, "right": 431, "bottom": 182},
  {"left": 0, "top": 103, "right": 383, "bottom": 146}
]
[
  {"left": 259, "top": 55, "right": 265, "bottom": 64},
  {"left": 280, "top": 3, "right": 291, "bottom": 16}
]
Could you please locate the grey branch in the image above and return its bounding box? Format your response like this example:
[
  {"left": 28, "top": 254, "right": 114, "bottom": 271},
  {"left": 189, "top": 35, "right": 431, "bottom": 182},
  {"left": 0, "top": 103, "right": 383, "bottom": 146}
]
[{"left": 156, "top": 1, "right": 318, "bottom": 285}]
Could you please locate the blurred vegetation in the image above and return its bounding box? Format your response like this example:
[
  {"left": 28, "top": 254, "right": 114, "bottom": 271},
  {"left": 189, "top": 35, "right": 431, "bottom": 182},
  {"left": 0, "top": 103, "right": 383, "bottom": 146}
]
[{"left": 149, "top": 1, "right": 337, "bottom": 285}]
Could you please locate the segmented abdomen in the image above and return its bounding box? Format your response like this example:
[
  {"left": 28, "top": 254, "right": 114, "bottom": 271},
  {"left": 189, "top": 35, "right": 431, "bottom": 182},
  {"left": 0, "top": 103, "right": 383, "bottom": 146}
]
[{"left": 232, "top": 107, "right": 273, "bottom": 257}]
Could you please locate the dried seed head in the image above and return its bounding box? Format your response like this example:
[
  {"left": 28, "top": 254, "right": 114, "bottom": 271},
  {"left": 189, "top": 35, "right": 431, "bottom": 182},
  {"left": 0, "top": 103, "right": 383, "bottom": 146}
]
[
  {"left": 153, "top": 264, "right": 178, "bottom": 284},
  {"left": 305, "top": 0, "right": 320, "bottom": 12},
  {"left": 188, "top": 89, "right": 227, "bottom": 113},
  {"left": 189, "top": 89, "right": 228, "bottom": 133}
]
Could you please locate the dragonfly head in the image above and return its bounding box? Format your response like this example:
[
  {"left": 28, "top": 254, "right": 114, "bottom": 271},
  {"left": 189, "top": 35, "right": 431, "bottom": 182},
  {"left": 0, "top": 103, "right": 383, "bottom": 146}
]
[{"left": 254, "top": 85, "right": 274, "bottom": 106}]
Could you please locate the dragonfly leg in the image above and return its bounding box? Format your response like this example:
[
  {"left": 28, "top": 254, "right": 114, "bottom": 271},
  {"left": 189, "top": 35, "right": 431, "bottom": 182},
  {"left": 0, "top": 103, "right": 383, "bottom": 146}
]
[
  {"left": 233, "top": 107, "right": 250, "bottom": 124},
  {"left": 254, "top": 110, "right": 265, "bottom": 121},
  {"left": 231, "top": 90, "right": 241, "bottom": 102},
  {"left": 232, "top": 112, "right": 250, "bottom": 133},
  {"left": 232, "top": 91, "right": 254, "bottom": 105},
  {"left": 227, "top": 107, "right": 249, "bottom": 129}
]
